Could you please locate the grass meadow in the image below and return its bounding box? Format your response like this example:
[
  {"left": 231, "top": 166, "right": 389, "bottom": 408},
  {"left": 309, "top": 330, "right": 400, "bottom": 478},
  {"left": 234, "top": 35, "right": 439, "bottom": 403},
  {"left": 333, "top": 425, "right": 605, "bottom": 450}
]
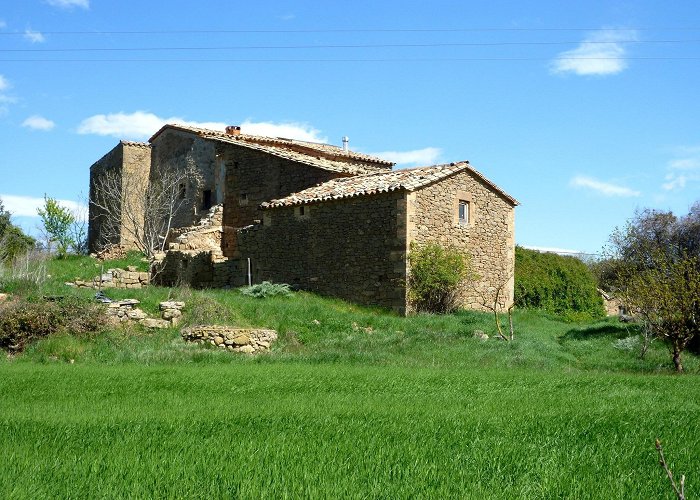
[{"left": 1, "top": 254, "right": 699, "bottom": 498}]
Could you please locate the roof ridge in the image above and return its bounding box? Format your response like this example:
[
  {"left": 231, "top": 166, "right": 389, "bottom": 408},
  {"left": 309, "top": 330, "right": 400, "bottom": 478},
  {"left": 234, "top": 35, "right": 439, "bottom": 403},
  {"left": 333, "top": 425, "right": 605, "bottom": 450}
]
[
  {"left": 260, "top": 160, "right": 519, "bottom": 208},
  {"left": 149, "top": 123, "right": 394, "bottom": 166}
]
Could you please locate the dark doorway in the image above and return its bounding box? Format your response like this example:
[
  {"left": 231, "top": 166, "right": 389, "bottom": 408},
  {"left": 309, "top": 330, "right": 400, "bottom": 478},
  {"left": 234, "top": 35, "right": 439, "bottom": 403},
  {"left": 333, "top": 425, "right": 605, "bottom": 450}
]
[{"left": 202, "top": 189, "right": 212, "bottom": 210}]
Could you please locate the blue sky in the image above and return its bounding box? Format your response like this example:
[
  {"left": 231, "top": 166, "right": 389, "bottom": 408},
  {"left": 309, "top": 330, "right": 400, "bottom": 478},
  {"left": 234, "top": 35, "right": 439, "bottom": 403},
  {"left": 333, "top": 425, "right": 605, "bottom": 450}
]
[{"left": 1, "top": 0, "right": 699, "bottom": 255}]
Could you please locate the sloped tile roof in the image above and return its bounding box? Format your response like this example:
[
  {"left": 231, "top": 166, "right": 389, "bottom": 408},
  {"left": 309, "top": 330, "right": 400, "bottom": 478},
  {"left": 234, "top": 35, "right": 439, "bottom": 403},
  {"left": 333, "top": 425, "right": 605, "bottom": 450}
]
[
  {"left": 149, "top": 124, "right": 394, "bottom": 175},
  {"left": 210, "top": 133, "right": 391, "bottom": 176},
  {"left": 261, "top": 162, "right": 519, "bottom": 208}
]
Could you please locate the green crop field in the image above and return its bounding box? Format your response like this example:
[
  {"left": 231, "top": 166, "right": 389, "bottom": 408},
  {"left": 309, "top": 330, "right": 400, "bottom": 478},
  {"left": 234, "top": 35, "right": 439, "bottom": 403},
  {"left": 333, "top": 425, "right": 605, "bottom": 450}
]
[{"left": 1, "top": 255, "right": 698, "bottom": 498}]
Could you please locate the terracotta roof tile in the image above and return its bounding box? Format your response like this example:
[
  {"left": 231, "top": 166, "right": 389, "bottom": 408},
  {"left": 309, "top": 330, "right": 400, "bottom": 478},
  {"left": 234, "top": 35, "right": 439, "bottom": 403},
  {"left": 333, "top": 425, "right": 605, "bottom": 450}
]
[
  {"left": 210, "top": 134, "right": 390, "bottom": 176},
  {"left": 261, "top": 161, "right": 518, "bottom": 208},
  {"left": 149, "top": 124, "right": 394, "bottom": 174},
  {"left": 120, "top": 140, "right": 151, "bottom": 149}
]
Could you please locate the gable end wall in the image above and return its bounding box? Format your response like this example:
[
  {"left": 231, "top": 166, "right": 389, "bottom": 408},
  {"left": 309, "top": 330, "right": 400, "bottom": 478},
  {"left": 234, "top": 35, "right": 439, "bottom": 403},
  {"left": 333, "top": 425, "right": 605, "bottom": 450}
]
[{"left": 407, "top": 170, "right": 515, "bottom": 311}]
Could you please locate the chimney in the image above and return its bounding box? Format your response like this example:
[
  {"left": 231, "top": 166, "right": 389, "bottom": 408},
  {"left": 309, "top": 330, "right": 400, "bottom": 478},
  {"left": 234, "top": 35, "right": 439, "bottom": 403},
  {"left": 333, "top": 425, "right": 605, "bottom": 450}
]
[
  {"left": 225, "top": 125, "right": 241, "bottom": 136},
  {"left": 342, "top": 136, "right": 349, "bottom": 152}
]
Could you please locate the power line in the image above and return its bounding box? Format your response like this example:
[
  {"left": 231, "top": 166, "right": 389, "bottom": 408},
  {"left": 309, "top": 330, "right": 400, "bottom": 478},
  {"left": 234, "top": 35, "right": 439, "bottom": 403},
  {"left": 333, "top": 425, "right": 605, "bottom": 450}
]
[
  {"left": 2, "top": 39, "right": 699, "bottom": 52},
  {"left": 2, "top": 57, "right": 698, "bottom": 63},
  {"left": 0, "top": 27, "right": 696, "bottom": 36}
]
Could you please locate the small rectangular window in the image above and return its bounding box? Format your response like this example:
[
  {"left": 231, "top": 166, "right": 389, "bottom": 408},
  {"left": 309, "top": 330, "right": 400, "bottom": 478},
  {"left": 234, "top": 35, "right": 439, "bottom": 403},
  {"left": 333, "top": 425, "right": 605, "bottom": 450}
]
[
  {"left": 178, "top": 183, "right": 186, "bottom": 200},
  {"left": 238, "top": 193, "right": 248, "bottom": 206},
  {"left": 458, "top": 200, "right": 469, "bottom": 225},
  {"left": 294, "top": 205, "right": 310, "bottom": 219}
]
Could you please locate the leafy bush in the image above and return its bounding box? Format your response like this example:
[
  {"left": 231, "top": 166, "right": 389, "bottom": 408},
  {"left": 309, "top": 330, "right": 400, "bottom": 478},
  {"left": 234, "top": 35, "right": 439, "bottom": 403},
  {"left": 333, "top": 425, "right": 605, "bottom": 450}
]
[
  {"left": 515, "top": 246, "right": 604, "bottom": 321},
  {"left": 407, "top": 242, "right": 475, "bottom": 314},
  {"left": 0, "top": 198, "right": 35, "bottom": 264},
  {"left": 0, "top": 296, "right": 107, "bottom": 353},
  {"left": 240, "top": 281, "right": 292, "bottom": 298}
]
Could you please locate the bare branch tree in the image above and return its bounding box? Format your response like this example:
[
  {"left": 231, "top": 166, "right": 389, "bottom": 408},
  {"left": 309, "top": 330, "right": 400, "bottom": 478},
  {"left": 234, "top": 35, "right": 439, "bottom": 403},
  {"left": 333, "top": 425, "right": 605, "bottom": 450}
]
[
  {"left": 655, "top": 439, "right": 686, "bottom": 500},
  {"left": 89, "top": 160, "right": 202, "bottom": 260},
  {"left": 480, "top": 274, "right": 515, "bottom": 341}
]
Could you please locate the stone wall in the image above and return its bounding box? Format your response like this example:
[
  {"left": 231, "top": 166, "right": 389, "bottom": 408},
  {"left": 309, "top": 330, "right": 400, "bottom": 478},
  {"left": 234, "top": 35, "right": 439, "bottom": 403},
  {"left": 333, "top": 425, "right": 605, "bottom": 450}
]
[
  {"left": 218, "top": 143, "right": 344, "bottom": 256},
  {"left": 68, "top": 266, "right": 151, "bottom": 289},
  {"left": 233, "top": 191, "right": 408, "bottom": 313},
  {"left": 105, "top": 299, "right": 184, "bottom": 328},
  {"left": 88, "top": 141, "right": 151, "bottom": 253},
  {"left": 181, "top": 326, "right": 278, "bottom": 353},
  {"left": 150, "top": 128, "right": 219, "bottom": 229},
  {"left": 166, "top": 204, "right": 224, "bottom": 253},
  {"left": 407, "top": 169, "right": 516, "bottom": 311}
]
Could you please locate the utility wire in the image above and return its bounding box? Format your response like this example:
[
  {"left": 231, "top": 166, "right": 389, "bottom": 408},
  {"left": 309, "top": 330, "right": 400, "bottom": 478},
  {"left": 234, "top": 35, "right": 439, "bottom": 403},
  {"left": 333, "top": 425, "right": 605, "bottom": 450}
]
[
  {"left": 0, "top": 27, "right": 696, "bottom": 35},
  {"left": 1, "top": 39, "right": 699, "bottom": 52},
  {"left": 2, "top": 57, "right": 698, "bottom": 62}
]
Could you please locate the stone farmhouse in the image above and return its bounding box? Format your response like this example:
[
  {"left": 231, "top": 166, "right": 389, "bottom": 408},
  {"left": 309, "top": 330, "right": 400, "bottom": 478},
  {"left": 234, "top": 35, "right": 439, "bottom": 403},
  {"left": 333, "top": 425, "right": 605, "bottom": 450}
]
[{"left": 88, "top": 124, "right": 519, "bottom": 315}]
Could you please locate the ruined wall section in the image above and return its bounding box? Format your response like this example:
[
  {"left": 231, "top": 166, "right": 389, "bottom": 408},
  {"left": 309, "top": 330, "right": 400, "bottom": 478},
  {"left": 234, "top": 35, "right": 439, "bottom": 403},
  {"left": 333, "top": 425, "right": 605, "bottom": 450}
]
[
  {"left": 150, "top": 129, "right": 217, "bottom": 229},
  {"left": 120, "top": 143, "right": 151, "bottom": 249},
  {"left": 219, "top": 143, "right": 345, "bottom": 257},
  {"left": 233, "top": 191, "right": 409, "bottom": 313},
  {"left": 88, "top": 141, "right": 151, "bottom": 253},
  {"left": 408, "top": 169, "right": 516, "bottom": 311}
]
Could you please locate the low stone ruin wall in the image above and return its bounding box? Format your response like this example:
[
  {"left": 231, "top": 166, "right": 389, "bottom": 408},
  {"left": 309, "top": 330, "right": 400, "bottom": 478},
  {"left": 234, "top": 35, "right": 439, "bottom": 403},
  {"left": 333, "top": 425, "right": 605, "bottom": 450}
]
[
  {"left": 166, "top": 204, "right": 224, "bottom": 252},
  {"left": 68, "top": 266, "right": 150, "bottom": 290},
  {"left": 105, "top": 299, "right": 184, "bottom": 328},
  {"left": 181, "top": 325, "right": 277, "bottom": 353}
]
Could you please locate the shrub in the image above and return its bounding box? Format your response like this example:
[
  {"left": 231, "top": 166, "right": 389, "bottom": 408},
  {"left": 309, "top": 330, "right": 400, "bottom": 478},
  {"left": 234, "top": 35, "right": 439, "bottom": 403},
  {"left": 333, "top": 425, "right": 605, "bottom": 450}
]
[
  {"left": 407, "top": 242, "right": 476, "bottom": 314},
  {"left": 0, "top": 250, "right": 48, "bottom": 294},
  {"left": 240, "top": 281, "right": 293, "bottom": 298},
  {"left": 515, "top": 246, "right": 604, "bottom": 321},
  {"left": 0, "top": 296, "right": 107, "bottom": 353}
]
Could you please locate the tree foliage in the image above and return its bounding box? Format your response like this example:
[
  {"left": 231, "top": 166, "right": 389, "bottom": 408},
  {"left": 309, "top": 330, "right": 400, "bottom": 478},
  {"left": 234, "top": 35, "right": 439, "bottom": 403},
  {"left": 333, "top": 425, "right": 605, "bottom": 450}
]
[
  {"left": 0, "top": 198, "right": 35, "bottom": 264},
  {"left": 514, "top": 246, "right": 604, "bottom": 321},
  {"left": 603, "top": 204, "right": 700, "bottom": 372},
  {"left": 37, "top": 196, "right": 75, "bottom": 258},
  {"left": 407, "top": 242, "right": 476, "bottom": 314}
]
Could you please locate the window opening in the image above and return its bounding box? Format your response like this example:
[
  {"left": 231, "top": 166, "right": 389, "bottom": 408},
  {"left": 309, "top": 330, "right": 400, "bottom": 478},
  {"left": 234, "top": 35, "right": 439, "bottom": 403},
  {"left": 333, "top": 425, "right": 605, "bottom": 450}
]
[{"left": 458, "top": 200, "right": 469, "bottom": 225}]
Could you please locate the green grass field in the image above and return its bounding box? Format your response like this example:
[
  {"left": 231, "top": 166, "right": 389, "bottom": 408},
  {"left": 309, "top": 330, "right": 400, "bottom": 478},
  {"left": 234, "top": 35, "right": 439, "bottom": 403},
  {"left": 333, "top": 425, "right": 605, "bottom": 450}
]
[{"left": 1, "top": 255, "right": 699, "bottom": 498}]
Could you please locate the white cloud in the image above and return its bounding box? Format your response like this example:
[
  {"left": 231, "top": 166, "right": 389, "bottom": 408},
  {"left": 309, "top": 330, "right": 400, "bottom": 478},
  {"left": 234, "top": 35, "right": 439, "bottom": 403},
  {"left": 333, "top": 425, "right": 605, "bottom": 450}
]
[
  {"left": 77, "top": 111, "right": 328, "bottom": 142},
  {"left": 369, "top": 147, "right": 442, "bottom": 167},
  {"left": 551, "top": 29, "right": 637, "bottom": 76},
  {"left": 24, "top": 29, "right": 45, "bottom": 43},
  {"left": 239, "top": 120, "right": 326, "bottom": 142},
  {"left": 570, "top": 175, "right": 640, "bottom": 197},
  {"left": 662, "top": 148, "right": 700, "bottom": 191},
  {"left": 78, "top": 111, "right": 179, "bottom": 139},
  {"left": 0, "top": 194, "right": 86, "bottom": 219},
  {"left": 0, "top": 74, "right": 13, "bottom": 115},
  {"left": 22, "top": 115, "right": 56, "bottom": 131},
  {"left": 46, "top": 0, "right": 89, "bottom": 8}
]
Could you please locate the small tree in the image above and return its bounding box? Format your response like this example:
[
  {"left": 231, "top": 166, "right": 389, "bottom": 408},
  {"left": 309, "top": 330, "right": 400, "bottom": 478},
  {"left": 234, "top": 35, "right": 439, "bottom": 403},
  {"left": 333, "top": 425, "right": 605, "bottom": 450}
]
[
  {"left": 37, "top": 196, "right": 75, "bottom": 258},
  {"left": 480, "top": 274, "right": 516, "bottom": 341},
  {"left": 617, "top": 252, "right": 700, "bottom": 372},
  {"left": 89, "top": 161, "right": 202, "bottom": 259},
  {"left": 605, "top": 205, "right": 700, "bottom": 372},
  {"left": 407, "top": 242, "right": 476, "bottom": 314}
]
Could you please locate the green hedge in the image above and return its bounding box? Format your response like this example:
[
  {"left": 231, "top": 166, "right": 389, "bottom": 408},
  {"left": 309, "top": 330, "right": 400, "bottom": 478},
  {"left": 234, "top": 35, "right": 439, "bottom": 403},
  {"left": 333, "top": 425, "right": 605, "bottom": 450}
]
[{"left": 514, "top": 246, "right": 604, "bottom": 320}]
